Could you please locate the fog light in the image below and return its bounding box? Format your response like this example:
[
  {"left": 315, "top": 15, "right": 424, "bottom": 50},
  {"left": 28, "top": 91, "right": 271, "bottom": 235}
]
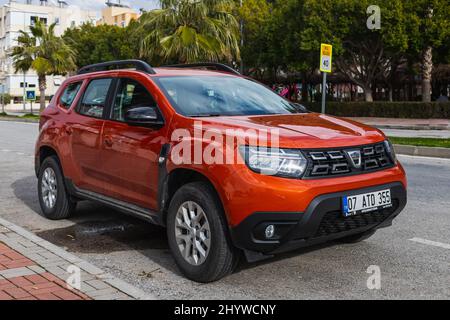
[{"left": 265, "top": 225, "right": 275, "bottom": 239}]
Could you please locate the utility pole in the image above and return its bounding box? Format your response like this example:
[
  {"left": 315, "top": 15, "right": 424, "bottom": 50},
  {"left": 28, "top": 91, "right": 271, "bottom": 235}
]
[{"left": 23, "top": 72, "right": 26, "bottom": 111}]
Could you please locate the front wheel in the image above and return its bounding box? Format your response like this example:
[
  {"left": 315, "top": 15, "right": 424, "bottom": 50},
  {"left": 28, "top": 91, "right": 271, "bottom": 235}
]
[{"left": 167, "top": 182, "right": 238, "bottom": 282}]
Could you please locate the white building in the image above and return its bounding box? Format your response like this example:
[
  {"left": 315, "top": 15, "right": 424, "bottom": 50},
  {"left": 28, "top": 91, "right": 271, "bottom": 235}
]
[{"left": 0, "top": 0, "right": 97, "bottom": 107}]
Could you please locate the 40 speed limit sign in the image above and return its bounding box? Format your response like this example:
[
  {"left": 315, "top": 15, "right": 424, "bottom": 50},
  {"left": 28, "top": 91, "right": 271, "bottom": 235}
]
[{"left": 320, "top": 43, "right": 333, "bottom": 73}]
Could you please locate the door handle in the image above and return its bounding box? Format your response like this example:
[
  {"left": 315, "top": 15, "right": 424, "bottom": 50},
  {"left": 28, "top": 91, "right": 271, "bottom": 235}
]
[{"left": 104, "top": 136, "right": 113, "bottom": 147}]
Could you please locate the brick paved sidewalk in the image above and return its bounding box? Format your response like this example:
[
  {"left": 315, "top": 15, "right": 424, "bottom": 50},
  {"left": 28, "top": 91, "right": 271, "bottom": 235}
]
[
  {"left": 0, "top": 242, "right": 89, "bottom": 300},
  {"left": 0, "top": 217, "right": 155, "bottom": 300}
]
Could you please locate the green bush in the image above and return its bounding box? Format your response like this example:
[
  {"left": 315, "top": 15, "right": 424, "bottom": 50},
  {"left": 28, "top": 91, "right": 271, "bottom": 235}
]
[
  {"left": 0, "top": 93, "right": 11, "bottom": 105},
  {"left": 302, "top": 102, "right": 450, "bottom": 119}
]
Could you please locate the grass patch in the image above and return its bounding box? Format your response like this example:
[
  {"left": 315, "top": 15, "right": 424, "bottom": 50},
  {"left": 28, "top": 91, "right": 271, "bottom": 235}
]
[
  {"left": 0, "top": 112, "right": 39, "bottom": 119},
  {"left": 21, "top": 113, "right": 40, "bottom": 119},
  {"left": 389, "top": 136, "right": 450, "bottom": 148}
]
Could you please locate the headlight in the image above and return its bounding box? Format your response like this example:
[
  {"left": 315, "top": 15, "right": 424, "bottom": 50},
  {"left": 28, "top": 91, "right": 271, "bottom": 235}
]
[
  {"left": 239, "top": 146, "right": 307, "bottom": 178},
  {"left": 384, "top": 139, "right": 397, "bottom": 163}
]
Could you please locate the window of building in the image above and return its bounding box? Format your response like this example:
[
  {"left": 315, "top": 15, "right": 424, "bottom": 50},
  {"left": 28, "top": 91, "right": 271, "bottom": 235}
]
[
  {"left": 30, "top": 16, "right": 47, "bottom": 26},
  {"left": 77, "top": 78, "right": 112, "bottom": 118},
  {"left": 59, "top": 82, "right": 82, "bottom": 109}
]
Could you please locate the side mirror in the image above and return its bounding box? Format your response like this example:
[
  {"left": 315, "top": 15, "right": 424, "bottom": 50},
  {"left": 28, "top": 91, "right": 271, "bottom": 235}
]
[{"left": 125, "top": 106, "right": 164, "bottom": 127}]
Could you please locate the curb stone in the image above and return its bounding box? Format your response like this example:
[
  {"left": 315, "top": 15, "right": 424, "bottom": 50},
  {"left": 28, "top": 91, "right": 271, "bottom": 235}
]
[
  {"left": 376, "top": 125, "right": 450, "bottom": 131},
  {"left": 0, "top": 117, "right": 39, "bottom": 123},
  {"left": 0, "top": 216, "right": 156, "bottom": 300}
]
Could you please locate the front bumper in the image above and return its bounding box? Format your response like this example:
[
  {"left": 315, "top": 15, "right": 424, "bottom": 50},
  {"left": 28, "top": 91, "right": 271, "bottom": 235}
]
[{"left": 230, "top": 182, "right": 407, "bottom": 255}]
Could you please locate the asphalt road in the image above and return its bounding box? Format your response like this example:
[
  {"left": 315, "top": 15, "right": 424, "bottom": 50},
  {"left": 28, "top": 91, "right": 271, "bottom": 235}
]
[{"left": 0, "top": 120, "right": 448, "bottom": 300}]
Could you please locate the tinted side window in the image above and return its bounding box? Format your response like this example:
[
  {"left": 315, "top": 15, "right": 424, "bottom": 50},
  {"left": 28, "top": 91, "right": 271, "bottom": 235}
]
[
  {"left": 59, "top": 82, "right": 82, "bottom": 109},
  {"left": 112, "top": 78, "right": 158, "bottom": 121},
  {"left": 78, "top": 78, "right": 112, "bottom": 118}
]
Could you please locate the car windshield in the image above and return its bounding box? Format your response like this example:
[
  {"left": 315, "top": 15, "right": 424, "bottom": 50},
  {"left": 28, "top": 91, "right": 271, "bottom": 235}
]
[{"left": 154, "top": 76, "right": 306, "bottom": 117}]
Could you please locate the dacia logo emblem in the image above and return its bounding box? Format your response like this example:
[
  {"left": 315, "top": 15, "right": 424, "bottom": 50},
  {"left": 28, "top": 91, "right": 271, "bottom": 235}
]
[{"left": 345, "top": 150, "right": 362, "bottom": 169}]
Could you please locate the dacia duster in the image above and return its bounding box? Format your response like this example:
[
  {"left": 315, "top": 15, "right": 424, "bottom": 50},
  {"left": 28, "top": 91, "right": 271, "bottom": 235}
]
[{"left": 35, "top": 60, "right": 407, "bottom": 282}]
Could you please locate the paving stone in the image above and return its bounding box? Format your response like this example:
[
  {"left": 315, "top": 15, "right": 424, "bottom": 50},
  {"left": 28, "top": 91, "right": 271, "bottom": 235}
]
[{"left": 0, "top": 267, "right": 36, "bottom": 279}]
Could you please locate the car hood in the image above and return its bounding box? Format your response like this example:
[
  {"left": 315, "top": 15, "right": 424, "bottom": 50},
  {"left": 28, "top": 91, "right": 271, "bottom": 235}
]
[{"left": 195, "top": 113, "right": 385, "bottom": 149}]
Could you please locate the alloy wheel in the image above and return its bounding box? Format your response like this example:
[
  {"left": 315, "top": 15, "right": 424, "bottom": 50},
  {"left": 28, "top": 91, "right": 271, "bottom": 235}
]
[
  {"left": 174, "top": 201, "right": 211, "bottom": 266},
  {"left": 41, "top": 167, "right": 58, "bottom": 209}
]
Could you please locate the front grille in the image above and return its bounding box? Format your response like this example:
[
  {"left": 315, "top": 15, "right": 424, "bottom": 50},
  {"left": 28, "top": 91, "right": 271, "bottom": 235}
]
[
  {"left": 303, "top": 142, "right": 393, "bottom": 178},
  {"left": 313, "top": 200, "right": 398, "bottom": 238}
]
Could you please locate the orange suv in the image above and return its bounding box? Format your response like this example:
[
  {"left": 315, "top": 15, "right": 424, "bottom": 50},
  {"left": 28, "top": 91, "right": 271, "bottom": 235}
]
[{"left": 35, "top": 60, "right": 407, "bottom": 282}]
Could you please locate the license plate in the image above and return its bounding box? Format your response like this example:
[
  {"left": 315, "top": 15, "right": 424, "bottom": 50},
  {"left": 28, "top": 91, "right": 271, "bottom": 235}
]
[{"left": 342, "top": 189, "right": 392, "bottom": 217}]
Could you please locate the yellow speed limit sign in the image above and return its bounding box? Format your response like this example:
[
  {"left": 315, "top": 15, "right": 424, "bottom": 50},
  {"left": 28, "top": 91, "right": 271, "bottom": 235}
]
[{"left": 320, "top": 43, "right": 332, "bottom": 73}]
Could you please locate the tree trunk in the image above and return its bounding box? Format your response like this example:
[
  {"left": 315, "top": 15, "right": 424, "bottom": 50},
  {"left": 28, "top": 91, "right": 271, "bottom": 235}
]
[
  {"left": 422, "top": 46, "right": 433, "bottom": 102},
  {"left": 388, "top": 85, "right": 393, "bottom": 102},
  {"left": 301, "top": 76, "right": 308, "bottom": 102},
  {"left": 364, "top": 87, "right": 373, "bottom": 102},
  {"left": 38, "top": 74, "right": 46, "bottom": 112}
]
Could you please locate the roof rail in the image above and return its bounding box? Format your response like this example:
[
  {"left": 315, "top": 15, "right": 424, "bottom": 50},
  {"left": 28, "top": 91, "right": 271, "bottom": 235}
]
[
  {"left": 162, "top": 63, "right": 240, "bottom": 75},
  {"left": 77, "top": 60, "right": 156, "bottom": 75}
]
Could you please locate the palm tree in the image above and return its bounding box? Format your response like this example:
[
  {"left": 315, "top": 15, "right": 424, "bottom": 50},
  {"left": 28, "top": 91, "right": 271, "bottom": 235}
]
[
  {"left": 139, "top": 0, "right": 240, "bottom": 64},
  {"left": 10, "top": 21, "right": 76, "bottom": 111}
]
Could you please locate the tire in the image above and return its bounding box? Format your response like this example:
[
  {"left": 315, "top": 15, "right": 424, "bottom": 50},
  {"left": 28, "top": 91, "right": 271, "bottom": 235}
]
[
  {"left": 38, "top": 156, "right": 76, "bottom": 220},
  {"left": 338, "top": 229, "right": 376, "bottom": 244},
  {"left": 167, "top": 182, "right": 239, "bottom": 282}
]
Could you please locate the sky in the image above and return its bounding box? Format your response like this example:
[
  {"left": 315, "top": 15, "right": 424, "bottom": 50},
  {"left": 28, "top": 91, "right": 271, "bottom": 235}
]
[{"left": 0, "top": 0, "right": 160, "bottom": 11}]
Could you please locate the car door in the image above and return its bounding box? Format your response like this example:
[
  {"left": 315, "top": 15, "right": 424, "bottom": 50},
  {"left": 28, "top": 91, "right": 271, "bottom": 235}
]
[
  {"left": 67, "top": 77, "right": 115, "bottom": 194},
  {"left": 99, "top": 77, "right": 167, "bottom": 210}
]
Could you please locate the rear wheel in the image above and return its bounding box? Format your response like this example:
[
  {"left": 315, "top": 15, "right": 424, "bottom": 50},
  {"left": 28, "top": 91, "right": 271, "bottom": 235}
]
[
  {"left": 167, "top": 182, "right": 238, "bottom": 282},
  {"left": 38, "top": 156, "right": 76, "bottom": 220}
]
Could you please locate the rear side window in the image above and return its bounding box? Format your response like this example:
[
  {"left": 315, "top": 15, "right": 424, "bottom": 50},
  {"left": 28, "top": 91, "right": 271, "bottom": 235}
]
[
  {"left": 59, "top": 82, "right": 82, "bottom": 109},
  {"left": 78, "top": 78, "right": 112, "bottom": 118}
]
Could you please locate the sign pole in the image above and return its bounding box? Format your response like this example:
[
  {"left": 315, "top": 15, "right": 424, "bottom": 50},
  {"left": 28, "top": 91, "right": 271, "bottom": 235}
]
[
  {"left": 321, "top": 72, "right": 327, "bottom": 114},
  {"left": 319, "top": 43, "right": 332, "bottom": 114},
  {"left": 25, "top": 89, "right": 36, "bottom": 114}
]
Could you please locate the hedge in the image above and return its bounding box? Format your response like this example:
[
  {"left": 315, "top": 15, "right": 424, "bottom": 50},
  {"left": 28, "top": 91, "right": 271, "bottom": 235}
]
[{"left": 302, "top": 102, "right": 450, "bottom": 119}]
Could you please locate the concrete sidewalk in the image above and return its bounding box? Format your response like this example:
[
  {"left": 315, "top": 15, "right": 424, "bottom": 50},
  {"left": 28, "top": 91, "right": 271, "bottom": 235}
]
[{"left": 0, "top": 216, "right": 154, "bottom": 300}]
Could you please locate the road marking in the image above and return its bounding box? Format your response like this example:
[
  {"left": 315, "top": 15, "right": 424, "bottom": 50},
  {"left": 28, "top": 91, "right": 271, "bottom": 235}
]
[{"left": 409, "top": 237, "right": 450, "bottom": 250}]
